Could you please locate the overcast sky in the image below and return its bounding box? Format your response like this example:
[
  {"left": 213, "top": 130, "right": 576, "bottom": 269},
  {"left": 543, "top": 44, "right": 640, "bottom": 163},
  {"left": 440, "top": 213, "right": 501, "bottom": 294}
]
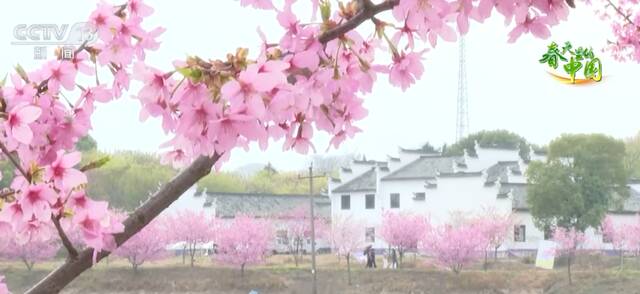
[{"left": 0, "top": 1, "right": 638, "bottom": 171}]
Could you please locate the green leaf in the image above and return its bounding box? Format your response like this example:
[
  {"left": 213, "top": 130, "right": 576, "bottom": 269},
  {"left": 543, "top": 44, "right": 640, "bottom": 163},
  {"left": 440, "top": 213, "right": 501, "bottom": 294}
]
[
  {"left": 320, "top": 0, "right": 331, "bottom": 23},
  {"left": 0, "top": 74, "right": 7, "bottom": 87},
  {"left": 14, "top": 64, "right": 29, "bottom": 83},
  {"left": 177, "top": 67, "right": 203, "bottom": 82},
  {"left": 79, "top": 155, "right": 111, "bottom": 172}
]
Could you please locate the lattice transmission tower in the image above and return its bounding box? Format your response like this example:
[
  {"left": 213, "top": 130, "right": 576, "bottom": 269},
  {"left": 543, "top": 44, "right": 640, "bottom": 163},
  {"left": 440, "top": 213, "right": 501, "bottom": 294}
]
[{"left": 455, "top": 37, "right": 469, "bottom": 142}]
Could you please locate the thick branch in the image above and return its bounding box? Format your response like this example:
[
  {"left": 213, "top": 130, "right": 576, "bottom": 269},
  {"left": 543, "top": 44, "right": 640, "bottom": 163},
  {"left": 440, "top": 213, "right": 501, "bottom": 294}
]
[
  {"left": 52, "top": 215, "right": 79, "bottom": 259},
  {"left": 25, "top": 154, "right": 219, "bottom": 294},
  {"left": 0, "top": 140, "right": 30, "bottom": 182},
  {"left": 318, "top": 0, "right": 399, "bottom": 44}
]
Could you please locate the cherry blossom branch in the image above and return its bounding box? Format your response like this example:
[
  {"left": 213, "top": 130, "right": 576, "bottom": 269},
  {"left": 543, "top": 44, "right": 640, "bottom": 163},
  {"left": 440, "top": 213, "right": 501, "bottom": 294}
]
[
  {"left": 0, "top": 140, "right": 30, "bottom": 182},
  {"left": 35, "top": 40, "right": 90, "bottom": 94},
  {"left": 318, "top": 0, "right": 399, "bottom": 44},
  {"left": 51, "top": 215, "right": 79, "bottom": 259},
  {"left": 317, "top": 0, "right": 579, "bottom": 45},
  {"left": 25, "top": 154, "right": 220, "bottom": 294},
  {"left": 605, "top": 0, "right": 638, "bottom": 27},
  {"left": 0, "top": 189, "right": 15, "bottom": 200}
]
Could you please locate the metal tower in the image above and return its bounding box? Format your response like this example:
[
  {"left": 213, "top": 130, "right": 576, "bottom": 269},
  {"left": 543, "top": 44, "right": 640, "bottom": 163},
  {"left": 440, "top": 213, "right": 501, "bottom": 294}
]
[{"left": 455, "top": 37, "right": 469, "bottom": 142}]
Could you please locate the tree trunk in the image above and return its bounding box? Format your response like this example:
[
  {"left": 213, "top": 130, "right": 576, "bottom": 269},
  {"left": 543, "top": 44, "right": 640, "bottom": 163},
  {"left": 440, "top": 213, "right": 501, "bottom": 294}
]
[
  {"left": 483, "top": 250, "right": 488, "bottom": 271},
  {"left": 293, "top": 239, "right": 300, "bottom": 267},
  {"left": 567, "top": 253, "right": 573, "bottom": 285},
  {"left": 182, "top": 244, "right": 186, "bottom": 264},
  {"left": 620, "top": 249, "right": 624, "bottom": 271},
  {"left": 190, "top": 243, "right": 196, "bottom": 267},
  {"left": 347, "top": 254, "right": 352, "bottom": 286},
  {"left": 25, "top": 155, "right": 219, "bottom": 294},
  {"left": 494, "top": 245, "right": 499, "bottom": 262}
]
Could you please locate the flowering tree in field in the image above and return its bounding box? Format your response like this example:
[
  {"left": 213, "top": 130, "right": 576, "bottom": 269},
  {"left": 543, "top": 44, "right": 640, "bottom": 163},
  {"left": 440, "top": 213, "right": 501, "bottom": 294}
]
[
  {"left": 475, "top": 208, "right": 513, "bottom": 269},
  {"left": 330, "top": 215, "right": 365, "bottom": 285},
  {"left": 0, "top": 0, "right": 633, "bottom": 291},
  {"left": 420, "top": 221, "right": 487, "bottom": 274},
  {"left": 165, "top": 209, "right": 217, "bottom": 267},
  {"left": 552, "top": 227, "right": 587, "bottom": 285},
  {"left": 114, "top": 218, "right": 168, "bottom": 271},
  {"left": 279, "top": 205, "right": 328, "bottom": 267},
  {"left": 215, "top": 214, "right": 273, "bottom": 277},
  {"left": 601, "top": 215, "right": 635, "bottom": 270},
  {"left": 0, "top": 234, "right": 60, "bottom": 271},
  {"left": 379, "top": 211, "right": 429, "bottom": 267}
]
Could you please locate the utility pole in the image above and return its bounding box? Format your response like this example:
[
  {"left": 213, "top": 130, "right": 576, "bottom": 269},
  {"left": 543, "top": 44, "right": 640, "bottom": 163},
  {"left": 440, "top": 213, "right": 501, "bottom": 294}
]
[
  {"left": 456, "top": 36, "right": 470, "bottom": 142},
  {"left": 298, "top": 163, "right": 325, "bottom": 294}
]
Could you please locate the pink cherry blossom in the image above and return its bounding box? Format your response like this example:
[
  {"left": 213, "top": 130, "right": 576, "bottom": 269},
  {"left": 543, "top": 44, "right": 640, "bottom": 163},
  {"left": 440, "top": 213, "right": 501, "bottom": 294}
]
[
  {"left": 389, "top": 51, "right": 425, "bottom": 91},
  {"left": 89, "top": 2, "right": 122, "bottom": 42},
  {"left": 43, "top": 60, "right": 77, "bottom": 92},
  {"left": 239, "top": 0, "right": 274, "bottom": 10},
  {"left": 3, "top": 75, "right": 36, "bottom": 106},
  {"left": 45, "top": 151, "right": 87, "bottom": 191},
  {"left": 508, "top": 15, "right": 552, "bottom": 43},
  {"left": 5, "top": 103, "right": 41, "bottom": 144},
  {"left": 19, "top": 184, "right": 57, "bottom": 222}
]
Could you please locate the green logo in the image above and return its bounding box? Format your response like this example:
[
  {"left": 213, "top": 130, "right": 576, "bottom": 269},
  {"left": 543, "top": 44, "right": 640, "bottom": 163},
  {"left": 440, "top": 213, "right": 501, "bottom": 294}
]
[{"left": 539, "top": 41, "right": 602, "bottom": 84}]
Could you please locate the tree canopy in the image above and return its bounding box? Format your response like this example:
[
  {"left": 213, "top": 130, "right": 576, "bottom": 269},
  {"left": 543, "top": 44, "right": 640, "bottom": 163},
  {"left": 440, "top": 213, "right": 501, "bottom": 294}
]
[
  {"left": 444, "top": 130, "right": 531, "bottom": 161},
  {"left": 526, "top": 134, "right": 628, "bottom": 232},
  {"left": 82, "top": 151, "right": 177, "bottom": 211},
  {"left": 624, "top": 131, "right": 640, "bottom": 179}
]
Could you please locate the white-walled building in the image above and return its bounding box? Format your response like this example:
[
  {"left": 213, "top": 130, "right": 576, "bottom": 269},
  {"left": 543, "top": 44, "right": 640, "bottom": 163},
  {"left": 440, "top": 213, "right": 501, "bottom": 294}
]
[{"left": 328, "top": 144, "right": 640, "bottom": 254}]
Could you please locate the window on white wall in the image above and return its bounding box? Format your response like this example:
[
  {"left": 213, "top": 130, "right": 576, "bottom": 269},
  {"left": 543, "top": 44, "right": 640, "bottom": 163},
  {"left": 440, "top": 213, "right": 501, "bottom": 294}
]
[
  {"left": 514, "top": 225, "right": 526, "bottom": 242},
  {"left": 413, "top": 192, "right": 426, "bottom": 201},
  {"left": 390, "top": 193, "right": 400, "bottom": 208},
  {"left": 341, "top": 195, "right": 350, "bottom": 210},
  {"left": 365, "top": 227, "right": 375, "bottom": 243},
  {"left": 276, "top": 230, "right": 288, "bottom": 245},
  {"left": 365, "top": 194, "right": 375, "bottom": 209}
]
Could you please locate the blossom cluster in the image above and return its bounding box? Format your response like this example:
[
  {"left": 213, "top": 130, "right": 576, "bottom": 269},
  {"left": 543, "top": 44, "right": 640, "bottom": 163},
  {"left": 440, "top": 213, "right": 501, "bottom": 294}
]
[
  {"left": 0, "top": 0, "right": 577, "bottom": 280},
  {"left": 594, "top": 0, "right": 640, "bottom": 62},
  {"left": 0, "top": 0, "right": 161, "bottom": 262}
]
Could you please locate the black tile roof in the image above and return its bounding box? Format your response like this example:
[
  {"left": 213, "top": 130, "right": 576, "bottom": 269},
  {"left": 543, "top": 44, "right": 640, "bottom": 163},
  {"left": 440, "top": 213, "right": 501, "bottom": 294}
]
[{"left": 332, "top": 168, "right": 377, "bottom": 193}]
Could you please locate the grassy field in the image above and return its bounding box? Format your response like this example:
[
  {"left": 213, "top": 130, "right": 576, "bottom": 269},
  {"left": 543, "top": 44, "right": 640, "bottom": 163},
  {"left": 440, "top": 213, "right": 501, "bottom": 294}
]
[{"left": 4, "top": 253, "right": 640, "bottom": 293}]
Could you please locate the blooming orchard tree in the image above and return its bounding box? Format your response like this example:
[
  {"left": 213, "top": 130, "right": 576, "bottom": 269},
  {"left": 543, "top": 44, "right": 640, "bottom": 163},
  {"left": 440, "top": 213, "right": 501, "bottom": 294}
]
[
  {"left": 379, "top": 211, "right": 429, "bottom": 266},
  {"left": 475, "top": 208, "right": 513, "bottom": 269},
  {"left": 165, "top": 209, "right": 217, "bottom": 267},
  {"left": 114, "top": 218, "right": 168, "bottom": 271},
  {"left": 601, "top": 215, "right": 634, "bottom": 270},
  {"left": 0, "top": 233, "right": 60, "bottom": 271},
  {"left": 215, "top": 214, "right": 273, "bottom": 277},
  {"left": 420, "top": 220, "right": 487, "bottom": 274},
  {"left": 330, "top": 215, "right": 365, "bottom": 285},
  {"left": 279, "top": 205, "right": 328, "bottom": 267},
  {"left": 0, "top": 0, "right": 633, "bottom": 291},
  {"left": 552, "top": 227, "right": 587, "bottom": 285}
]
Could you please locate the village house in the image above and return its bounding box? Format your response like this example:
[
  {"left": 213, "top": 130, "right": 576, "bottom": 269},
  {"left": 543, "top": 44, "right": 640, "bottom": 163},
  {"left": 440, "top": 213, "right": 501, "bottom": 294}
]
[
  {"left": 328, "top": 143, "right": 640, "bottom": 254},
  {"left": 203, "top": 191, "right": 332, "bottom": 253}
]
